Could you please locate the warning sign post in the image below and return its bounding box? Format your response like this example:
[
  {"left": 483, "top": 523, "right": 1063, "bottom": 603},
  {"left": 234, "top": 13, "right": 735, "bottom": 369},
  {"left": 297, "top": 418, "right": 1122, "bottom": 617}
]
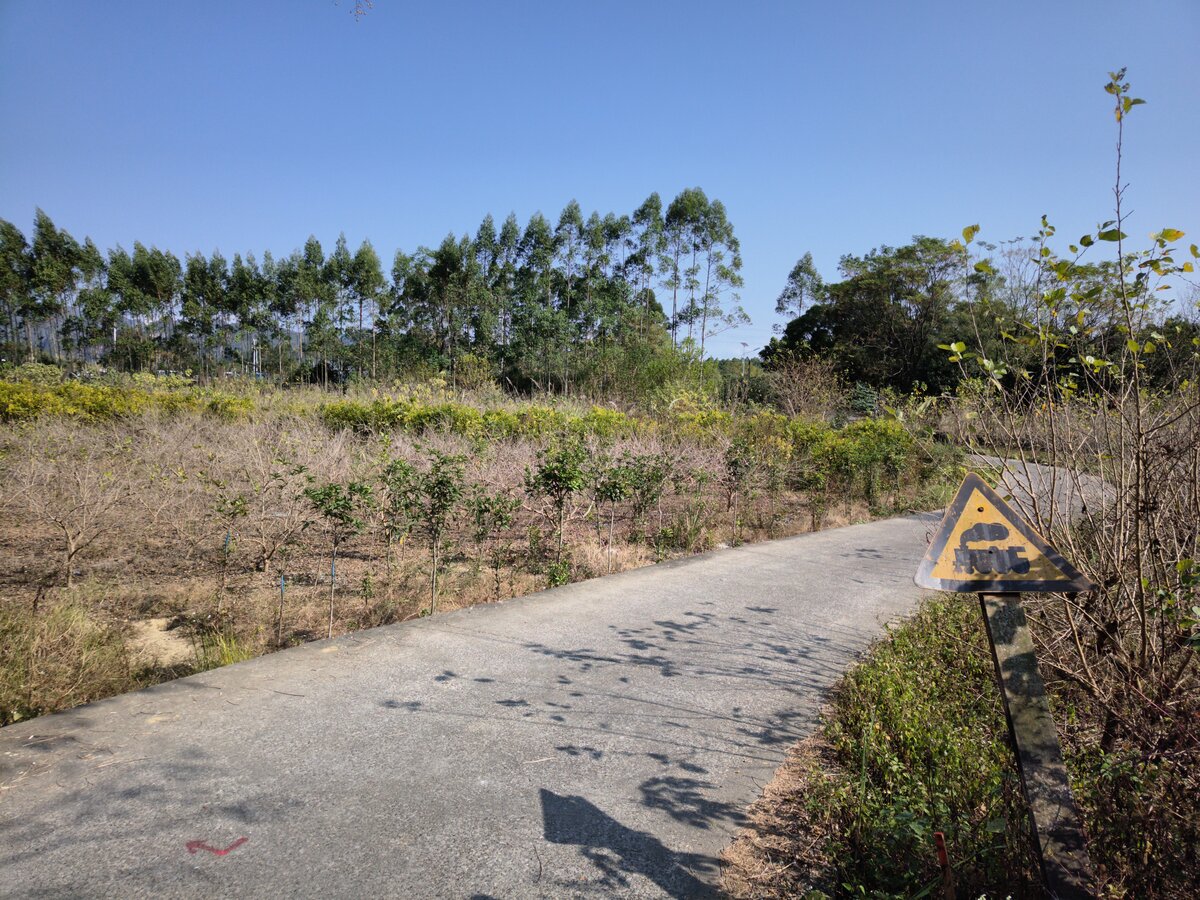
[
  {"left": 916, "top": 473, "right": 1096, "bottom": 899},
  {"left": 915, "top": 473, "right": 1092, "bottom": 594}
]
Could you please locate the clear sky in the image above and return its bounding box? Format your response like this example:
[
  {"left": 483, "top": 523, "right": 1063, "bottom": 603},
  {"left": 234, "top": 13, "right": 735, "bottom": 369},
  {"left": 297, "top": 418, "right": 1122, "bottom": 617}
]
[{"left": 2, "top": 1, "right": 1197, "bottom": 358}]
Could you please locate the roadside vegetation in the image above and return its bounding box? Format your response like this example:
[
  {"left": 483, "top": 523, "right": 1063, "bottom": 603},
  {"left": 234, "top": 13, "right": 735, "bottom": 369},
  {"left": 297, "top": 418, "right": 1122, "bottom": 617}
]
[
  {"left": 724, "top": 594, "right": 1039, "bottom": 898},
  {"left": 726, "top": 591, "right": 1195, "bottom": 898},
  {"left": 727, "top": 72, "right": 1199, "bottom": 898}
]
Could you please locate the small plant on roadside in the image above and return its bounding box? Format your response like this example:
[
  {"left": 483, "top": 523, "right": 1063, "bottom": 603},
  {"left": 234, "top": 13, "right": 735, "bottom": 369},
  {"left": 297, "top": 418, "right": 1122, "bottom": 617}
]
[
  {"left": 303, "top": 479, "right": 374, "bottom": 638},
  {"left": 0, "top": 601, "right": 134, "bottom": 726},
  {"left": 467, "top": 487, "right": 519, "bottom": 600},
  {"left": 407, "top": 449, "right": 466, "bottom": 614},
  {"left": 622, "top": 452, "right": 671, "bottom": 541},
  {"left": 191, "top": 627, "right": 256, "bottom": 671},
  {"left": 663, "top": 467, "right": 713, "bottom": 553},
  {"left": 377, "top": 456, "right": 418, "bottom": 583},
  {"left": 591, "top": 459, "right": 632, "bottom": 571},
  {"left": 199, "top": 473, "right": 249, "bottom": 610},
  {"left": 723, "top": 439, "right": 754, "bottom": 545},
  {"left": 15, "top": 430, "right": 131, "bottom": 588},
  {"left": 525, "top": 438, "right": 588, "bottom": 577}
]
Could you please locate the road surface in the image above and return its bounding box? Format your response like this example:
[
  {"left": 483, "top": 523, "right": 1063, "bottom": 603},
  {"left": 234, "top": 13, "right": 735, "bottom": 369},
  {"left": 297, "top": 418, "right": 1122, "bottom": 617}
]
[{"left": 1, "top": 511, "right": 942, "bottom": 898}]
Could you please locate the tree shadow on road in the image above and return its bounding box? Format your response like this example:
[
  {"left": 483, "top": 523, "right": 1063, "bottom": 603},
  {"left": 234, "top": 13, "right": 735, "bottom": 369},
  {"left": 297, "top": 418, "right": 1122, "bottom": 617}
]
[{"left": 540, "top": 788, "right": 719, "bottom": 898}]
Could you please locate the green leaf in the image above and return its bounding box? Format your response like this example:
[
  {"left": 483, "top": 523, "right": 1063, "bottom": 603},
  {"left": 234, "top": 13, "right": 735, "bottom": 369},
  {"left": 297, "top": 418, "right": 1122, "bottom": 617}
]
[
  {"left": 1143, "top": 341, "right": 1157, "bottom": 354},
  {"left": 962, "top": 224, "right": 980, "bottom": 245},
  {"left": 973, "top": 260, "right": 995, "bottom": 275},
  {"left": 1079, "top": 234, "right": 1094, "bottom": 248},
  {"left": 1098, "top": 229, "right": 1127, "bottom": 242},
  {"left": 1127, "top": 339, "right": 1140, "bottom": 354},
  {"left": 1159, "top": 228, "right": 1185, "bottom": 242}
]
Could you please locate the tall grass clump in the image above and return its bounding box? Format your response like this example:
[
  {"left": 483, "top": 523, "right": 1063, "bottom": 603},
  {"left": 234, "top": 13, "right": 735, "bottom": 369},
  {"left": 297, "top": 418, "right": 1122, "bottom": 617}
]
[{"left": 0, "top": 600, "right": 135, "bottom": 725}]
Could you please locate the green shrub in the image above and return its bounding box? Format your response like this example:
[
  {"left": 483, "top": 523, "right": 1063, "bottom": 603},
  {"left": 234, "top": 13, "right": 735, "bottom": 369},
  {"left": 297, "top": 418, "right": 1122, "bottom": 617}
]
[
  {"left": 318, "top": 397, "right": 637, "bottom": 443},
  {"left": 812, "top": 594, "right": 1039, "bottom": 896},
  {"left": 1, "top": 362, "right": 64, "bottom": 385},
  {"left": 0, "top": 380, "right": 252, "bottom": 423},
  {"left": 841, "top": 417, "right": 914, "bottom": 505},
  {"left": 574, "top": 406, "right": 641, "bottom": 440}
]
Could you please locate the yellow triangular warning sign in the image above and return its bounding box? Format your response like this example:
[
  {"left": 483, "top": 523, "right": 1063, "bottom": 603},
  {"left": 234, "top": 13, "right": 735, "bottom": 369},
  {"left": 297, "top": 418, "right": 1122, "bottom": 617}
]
[{"left": 915, "top": 473, "right": 1093, "bottom": 592}]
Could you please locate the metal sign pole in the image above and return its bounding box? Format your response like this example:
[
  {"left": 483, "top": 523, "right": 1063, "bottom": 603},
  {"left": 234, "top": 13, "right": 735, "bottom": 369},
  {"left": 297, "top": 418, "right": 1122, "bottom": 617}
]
[{"left": 978, "top": 592, "right": 1095, "bottom": 899}]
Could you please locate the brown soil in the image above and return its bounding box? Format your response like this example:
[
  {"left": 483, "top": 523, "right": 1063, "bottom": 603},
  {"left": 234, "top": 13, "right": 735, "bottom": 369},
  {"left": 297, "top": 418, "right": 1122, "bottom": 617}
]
[{"left": 128, "top": 617, "right": 193, "bottom": 667}]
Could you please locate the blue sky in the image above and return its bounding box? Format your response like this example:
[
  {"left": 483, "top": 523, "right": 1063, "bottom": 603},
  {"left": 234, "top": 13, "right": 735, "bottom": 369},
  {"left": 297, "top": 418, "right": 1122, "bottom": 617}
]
[{"left": 1, "top": 1, "right": 1197, "bottom": 358}]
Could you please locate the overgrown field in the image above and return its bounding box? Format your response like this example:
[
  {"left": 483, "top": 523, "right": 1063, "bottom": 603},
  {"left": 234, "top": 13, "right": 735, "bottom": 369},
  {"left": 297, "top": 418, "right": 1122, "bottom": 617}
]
[{"left": 0, "top": 375, "right": 961, "bottom": 725}]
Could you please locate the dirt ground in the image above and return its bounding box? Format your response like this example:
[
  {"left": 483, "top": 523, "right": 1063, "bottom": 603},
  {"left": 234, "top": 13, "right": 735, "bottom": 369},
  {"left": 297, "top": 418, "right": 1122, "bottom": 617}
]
[{"left": 721, "top": 736, "right": 837, "bottom": 899}]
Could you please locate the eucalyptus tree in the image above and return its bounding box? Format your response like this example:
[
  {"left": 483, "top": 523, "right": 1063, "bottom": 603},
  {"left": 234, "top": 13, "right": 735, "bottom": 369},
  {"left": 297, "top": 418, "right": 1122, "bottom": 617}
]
[
  {"left": 325, "top": 234, "right": 385, "bottom": 378},
  {"left": 516, "top": 212, "right": 559, "bottom": 389},
  {"left": 29, "top": 209, "right": 82, "bottom": 361},
  {"left": 181, "top": 250, "right": 229, "bottom": 376},
  {"left": 104, "top": 246, "right": 137, "bottom": 367},
  {"left": 667, "top": 188, "right": 715, "bottom": 345},
  {"left": 132, "top": 243, "right": 182, "bottom": 329},
  {"left": 579, "top": 212, "right": 609, "bottom": 336},
  {"left": 387, "top": 247, "right": 424, "bottom": 335},
  {"left": 108, "top": 242, "right": 182, "bottom": 370},
  {"left": 228, "top": 252, "right": 273, "bottom": 374},
  {"left": 630, "top": 193, "right": 665, "bottom": 334},
  {"left": 5, "top": 188, "right": 750, "bottom": 388},
  {"left": 696, "top": 199, "right": 748, "bottom": 356},
  {"left": 269, "top": 251, "right": 304, "bottom": 375},
  {"left": 775, "top": 252, "right": 824, "bottom": 326},
  {"left": 326, "top": 234, "right": 357, "bottom": 376},
  {"left": 555, "top": 200, "right": 584, "bottom": 321},
  {"left": 426, "top": 233, "right": 487, "bottom": 385},
  {"left": 0, "top": 220, "right": 33, "bottom": 355},
  {"left": 492, "top": 213, "right": 522, "bottom": 349},
  {"left": 471, "top": 215, "right": 501, "bottom": 355},
  {"left": 295, "top": 236, "right": 338, "bottom": 383},
  {"left": 64, "top": 238, "right": 113, "bottom": 362},
  {"left": 351, "top": 239, "right": 385, "bottom": 378},
  {"left": 662, "top": 189, "right": 709, "bottom": 347}
]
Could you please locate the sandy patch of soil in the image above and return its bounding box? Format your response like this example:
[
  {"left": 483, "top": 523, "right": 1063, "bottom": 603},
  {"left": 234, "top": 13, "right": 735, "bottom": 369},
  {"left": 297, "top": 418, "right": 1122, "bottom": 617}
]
[{"left": 128, "top": 617, "right": 194, "bottom": 667}]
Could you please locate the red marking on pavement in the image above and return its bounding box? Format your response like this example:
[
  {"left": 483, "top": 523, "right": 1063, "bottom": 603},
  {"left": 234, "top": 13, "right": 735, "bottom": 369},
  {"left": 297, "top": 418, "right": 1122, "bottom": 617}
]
[{"left": 186, "top": 837, "right": 248, "bottom": 856}]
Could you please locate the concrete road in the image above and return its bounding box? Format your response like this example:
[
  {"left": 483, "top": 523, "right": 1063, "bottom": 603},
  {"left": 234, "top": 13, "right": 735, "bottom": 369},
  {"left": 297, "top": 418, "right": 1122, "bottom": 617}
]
[
  {"left": 0, "top": 512, "right": 940, "bottom": 899},
  {"left": 974, "top": 455, "right": 1112, "bottom": 525}
]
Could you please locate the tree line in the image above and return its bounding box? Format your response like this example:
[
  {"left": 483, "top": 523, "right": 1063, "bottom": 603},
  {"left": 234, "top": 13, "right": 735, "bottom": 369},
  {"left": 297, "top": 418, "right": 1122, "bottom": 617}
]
[
  {"left": 764, "top": 231, "right": 1199, "bottom": 395},
  {"left": 0, "top": 188, "right": 746, "bottom": 395}
]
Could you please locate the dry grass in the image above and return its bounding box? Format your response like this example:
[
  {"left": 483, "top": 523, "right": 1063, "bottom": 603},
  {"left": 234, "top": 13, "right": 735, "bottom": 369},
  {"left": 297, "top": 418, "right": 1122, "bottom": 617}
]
[{"left": 721, "top": 737, "right": 835, "bottom": 899}]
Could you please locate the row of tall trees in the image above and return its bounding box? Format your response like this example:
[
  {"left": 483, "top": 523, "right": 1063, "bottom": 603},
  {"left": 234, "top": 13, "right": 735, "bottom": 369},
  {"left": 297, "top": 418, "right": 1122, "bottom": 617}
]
[{"left": 0, "top": 189, "right": 747, "bottom": 394}]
